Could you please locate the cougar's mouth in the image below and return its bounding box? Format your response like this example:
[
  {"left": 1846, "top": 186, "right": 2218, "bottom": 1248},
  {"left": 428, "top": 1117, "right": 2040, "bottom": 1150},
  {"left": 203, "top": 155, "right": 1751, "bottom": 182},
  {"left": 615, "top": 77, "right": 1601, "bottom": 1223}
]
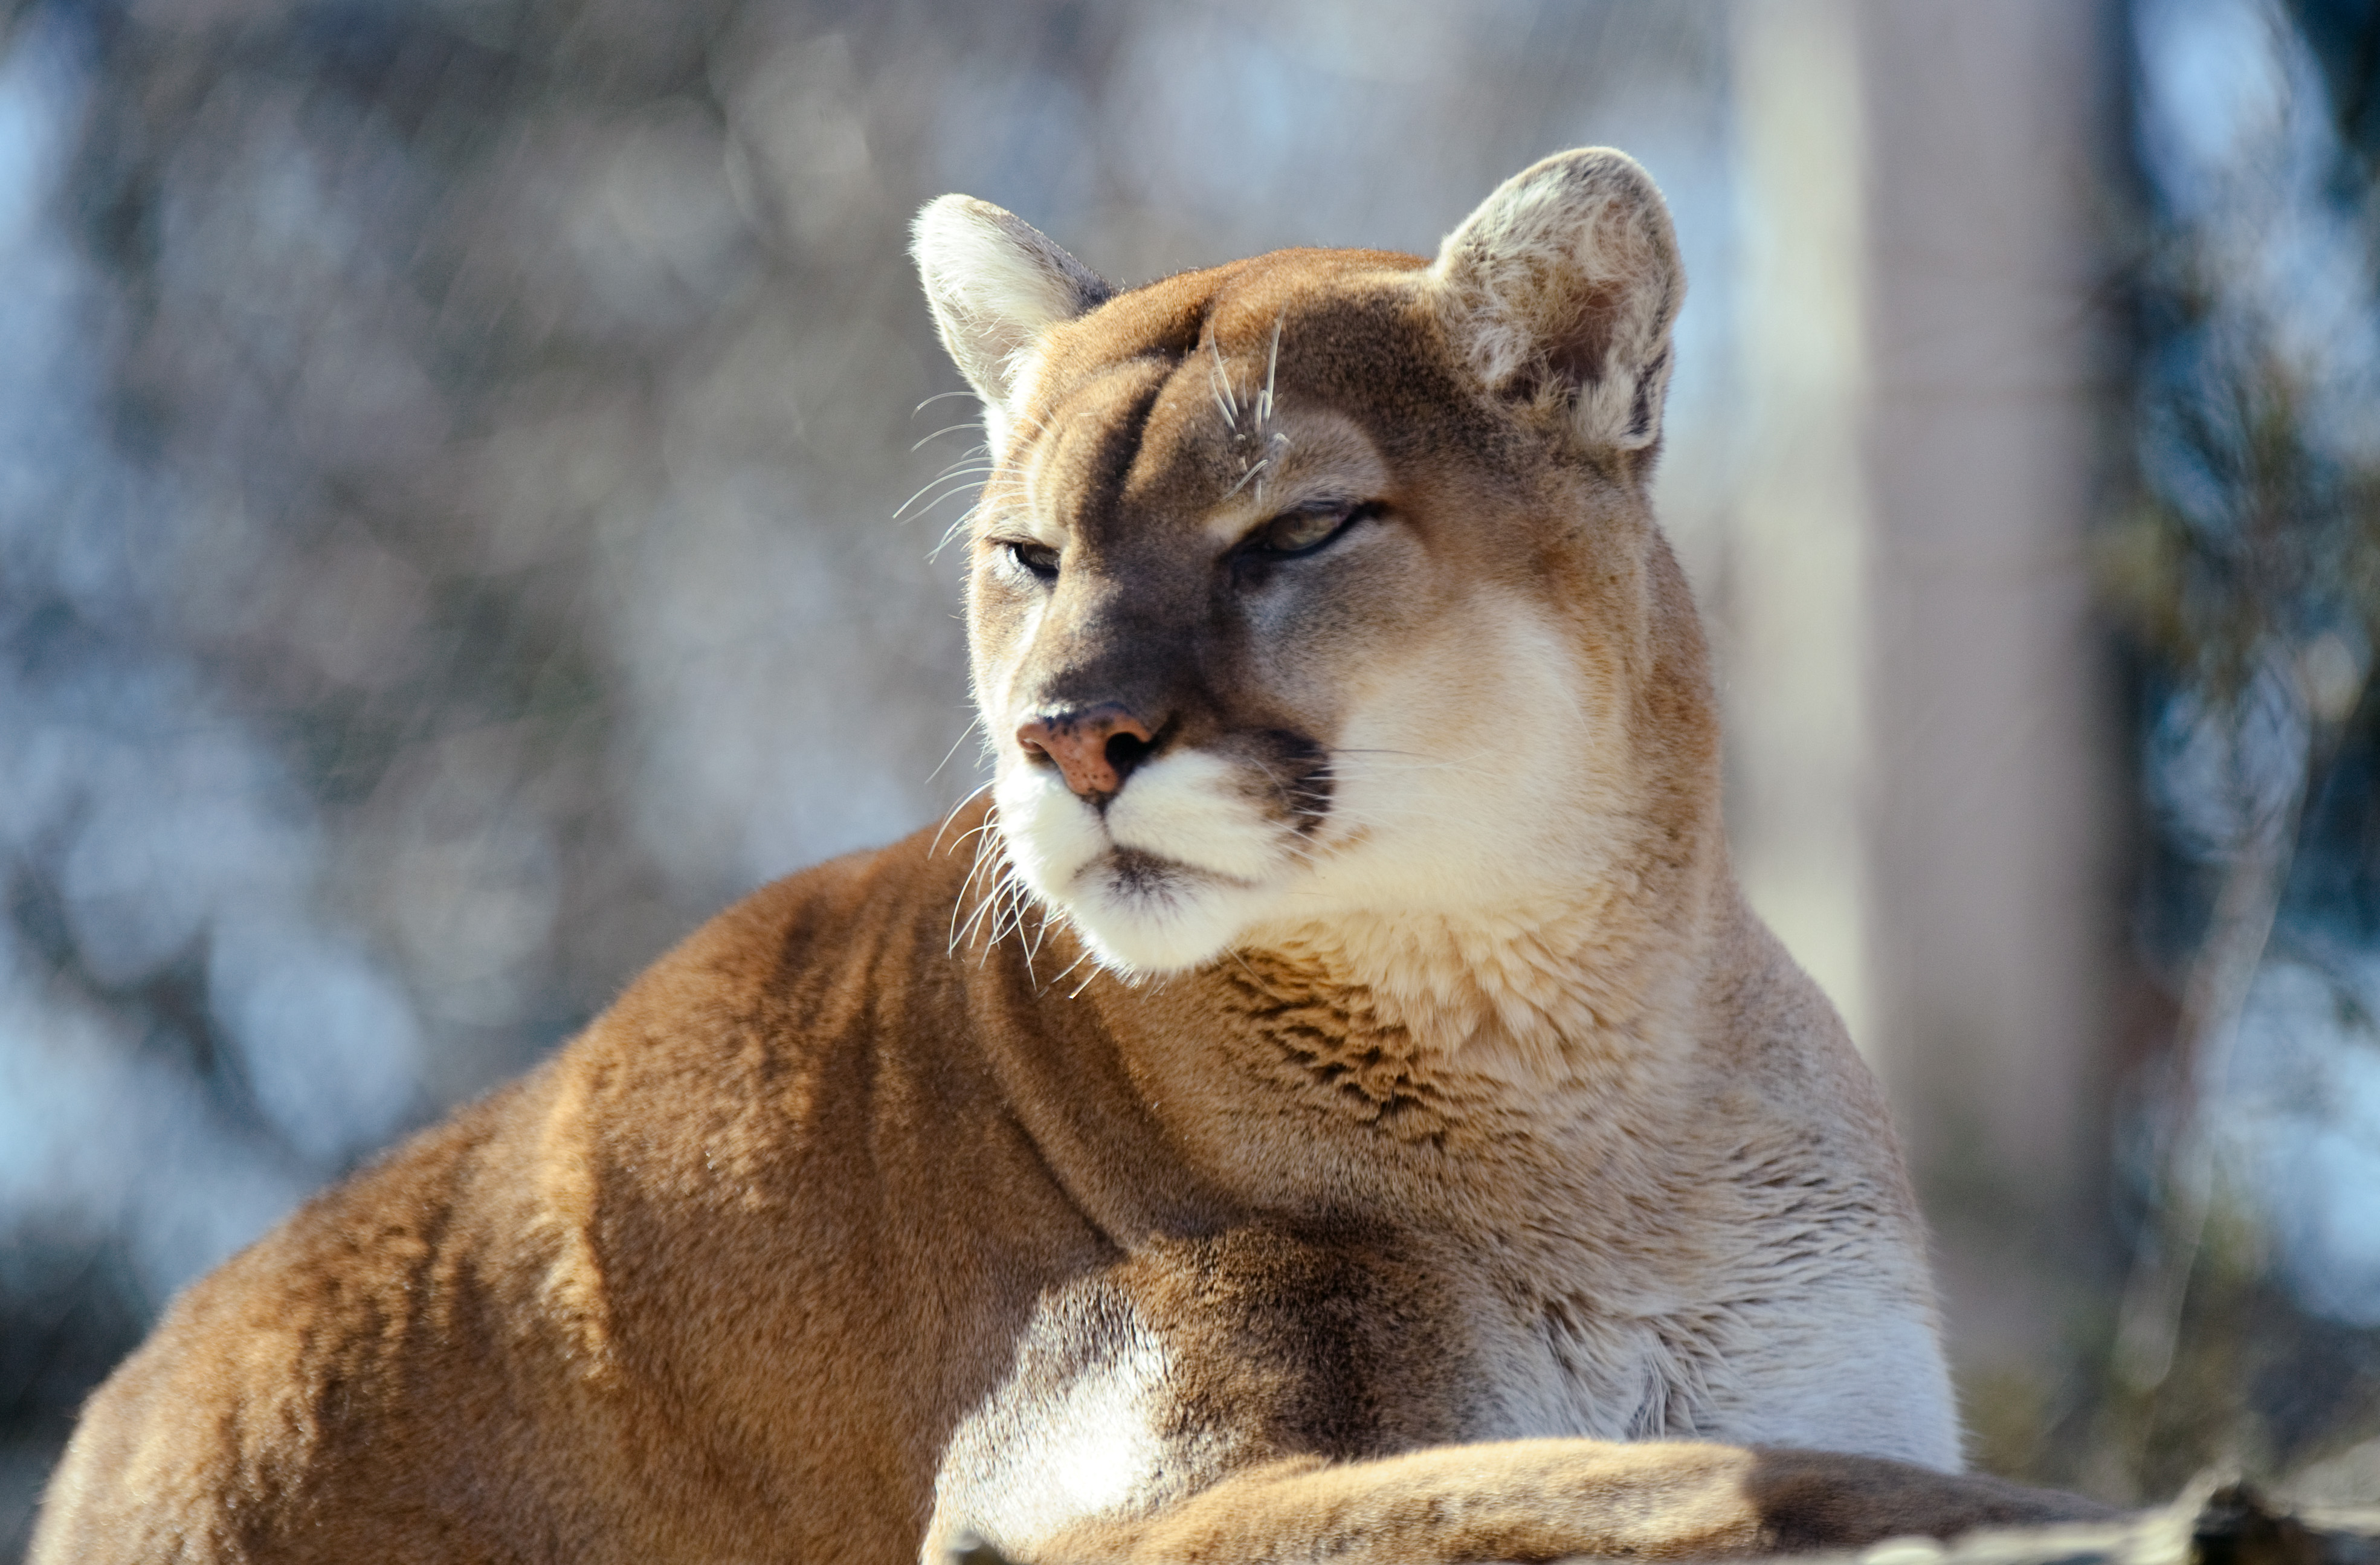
[{"left": 992, "top": 741, "right": 1328, "bottom": 975}]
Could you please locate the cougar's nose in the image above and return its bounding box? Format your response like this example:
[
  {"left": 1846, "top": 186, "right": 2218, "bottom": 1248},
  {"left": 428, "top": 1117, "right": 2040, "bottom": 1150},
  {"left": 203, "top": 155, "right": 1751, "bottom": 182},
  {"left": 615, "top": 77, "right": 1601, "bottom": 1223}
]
[{"left": 1016, "top": 704, "right": 1158, "bottom": 801}]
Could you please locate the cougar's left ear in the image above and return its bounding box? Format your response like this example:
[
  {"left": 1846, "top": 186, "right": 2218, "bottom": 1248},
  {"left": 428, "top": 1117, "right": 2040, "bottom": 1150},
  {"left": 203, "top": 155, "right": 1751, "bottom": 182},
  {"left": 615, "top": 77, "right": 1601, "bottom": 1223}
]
[
  {"left": 1431, "top": 148, "right": 1685, "bottom": 455},
  {"left": 913, "top": 196, "right": 1112, "bottom": 456}
]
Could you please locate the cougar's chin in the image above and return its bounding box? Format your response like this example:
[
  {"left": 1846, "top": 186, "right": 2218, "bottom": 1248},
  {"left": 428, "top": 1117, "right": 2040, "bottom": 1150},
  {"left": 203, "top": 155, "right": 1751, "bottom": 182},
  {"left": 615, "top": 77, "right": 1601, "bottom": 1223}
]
[
  {"left": 991, "top": 752, "right": 1292, "bottom": 976},
  {"left": 1064, "top": 851, "right": 1269, "bottom": 974}
]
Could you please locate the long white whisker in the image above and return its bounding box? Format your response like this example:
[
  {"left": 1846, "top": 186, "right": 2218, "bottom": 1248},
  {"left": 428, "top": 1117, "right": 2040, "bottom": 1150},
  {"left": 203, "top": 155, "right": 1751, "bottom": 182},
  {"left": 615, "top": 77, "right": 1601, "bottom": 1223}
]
[
  {"left": 949, "top": 880, "right": 983, "bottom": 955},
  {"left": 930, "top": 509, "right": 987, "bottom": 561},
  {"left": 894, "top": 472, "right": 994, "bottom": 521},
  {"left": 952, "top": 834, "right": 997, "bottom": 918},
  {"left": 900, "top": 490, "right": 987, "bottom": 528},
  {"left": 914, "top": 389, "right": 979, "bottom": 415},
  {"left": 949, "top": 828, "right": 1007, "bottom": 954},
  {"left": 926, "top": 779, "right": 995, "bottom": 856},
  {"left": 1228, "top": 947, "right": 1272, "bottom": 992},
  {"left": 930, "top": 450, "right": 995, "bottom": 480},
  {"left": 1024, "top": 903, "right": 1050, "bottom": 967},
  {"left": 1208, "top": 335, "right": 1239, "bottom": 428},
  {"left": 953, "top": 868, "right": 1008, "bottom": 955},
  {"left": 1320, "top": 748, "right": 1492, "bottom": 778},
  {"left": 1043, "top": 944, "right": 1096, "bottom": 996},
  {"left": 1259, "top": 314, "right": 1283, "bottom": 429},
  {"left": 940, "top": 818, "right": 999, "bottom": 857},
  {"left": 916, "top": 476, "right": 993, "bottom": 509},
  {"left": 927, "top": 724, "right": 987, "bottom": 787},
  {"left": 1014, "top": 891, "right": 1042, "bottom": 982},
  {"left": 911, "top": 422, "right": 986, "bottom": 454},
  {"left": 939, "top": 825, "right": 1002, "bottom": 880},
  {"left": 984, "top": 876, "right": 1033, "bottom": 966},
  {"left": 896, "top": 474, "right": 981, "bottom": 520}
]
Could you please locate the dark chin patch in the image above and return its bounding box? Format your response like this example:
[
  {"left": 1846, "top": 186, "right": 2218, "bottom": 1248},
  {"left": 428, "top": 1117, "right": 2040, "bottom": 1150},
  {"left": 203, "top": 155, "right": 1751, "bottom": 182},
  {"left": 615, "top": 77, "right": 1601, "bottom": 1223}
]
[{"left": 1106, "top": 848, "right": 1180, "bottom": 898}]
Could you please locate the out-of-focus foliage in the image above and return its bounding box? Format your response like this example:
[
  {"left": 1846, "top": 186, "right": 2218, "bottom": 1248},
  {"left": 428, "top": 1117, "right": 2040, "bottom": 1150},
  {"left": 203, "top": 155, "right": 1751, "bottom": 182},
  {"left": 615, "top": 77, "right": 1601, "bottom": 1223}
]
[
  {"left": 2289, "top": 0, "right": 2380, "bottom": 161},
  {"left": 0, "top": 1, "right": 1735, "bottom": 1551},
  {"left": 2057, "top": 0, "right": 2380, "bottom": 1507}
]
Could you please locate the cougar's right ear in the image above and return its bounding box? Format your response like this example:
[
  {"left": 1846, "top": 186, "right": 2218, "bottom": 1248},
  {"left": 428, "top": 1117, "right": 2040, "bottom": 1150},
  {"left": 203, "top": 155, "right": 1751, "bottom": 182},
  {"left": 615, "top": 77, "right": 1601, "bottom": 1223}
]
[
  {"left": 1431, "top": 149, "right": 1685, "bottom": 459},
  {"left": 912, "top": 196, "right": 1112, "bottom": 456}
]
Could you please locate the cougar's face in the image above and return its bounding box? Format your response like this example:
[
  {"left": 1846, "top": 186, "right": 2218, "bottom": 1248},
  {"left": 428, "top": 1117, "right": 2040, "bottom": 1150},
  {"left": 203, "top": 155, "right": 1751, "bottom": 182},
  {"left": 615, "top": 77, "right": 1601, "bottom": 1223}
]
[
  {"left": 924, "top": 153, "right": 1698, "bottom": 980},
  {"left": 964, "top": 257, "right": 1649, "bottom": 976}
]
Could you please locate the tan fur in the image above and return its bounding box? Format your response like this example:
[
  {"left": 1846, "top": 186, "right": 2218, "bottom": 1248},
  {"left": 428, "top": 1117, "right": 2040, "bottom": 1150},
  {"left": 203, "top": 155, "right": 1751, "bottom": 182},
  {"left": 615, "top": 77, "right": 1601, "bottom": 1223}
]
[{"left": 33, "top": 149, "right": 2108, "bottom": 1564}]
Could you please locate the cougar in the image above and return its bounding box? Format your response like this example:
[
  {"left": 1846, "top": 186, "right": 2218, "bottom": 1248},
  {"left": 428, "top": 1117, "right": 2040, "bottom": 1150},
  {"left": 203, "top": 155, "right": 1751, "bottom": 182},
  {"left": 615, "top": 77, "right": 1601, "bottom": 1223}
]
[{"left": 34, "top": 147, "right": 2106, "bottom": 1564}]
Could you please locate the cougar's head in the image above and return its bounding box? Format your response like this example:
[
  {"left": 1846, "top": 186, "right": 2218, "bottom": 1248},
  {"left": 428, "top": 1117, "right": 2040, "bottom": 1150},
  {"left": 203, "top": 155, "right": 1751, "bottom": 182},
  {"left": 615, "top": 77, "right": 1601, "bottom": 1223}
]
[{"left": 913, "top": 150, "right": 1718, "bottom": 996}]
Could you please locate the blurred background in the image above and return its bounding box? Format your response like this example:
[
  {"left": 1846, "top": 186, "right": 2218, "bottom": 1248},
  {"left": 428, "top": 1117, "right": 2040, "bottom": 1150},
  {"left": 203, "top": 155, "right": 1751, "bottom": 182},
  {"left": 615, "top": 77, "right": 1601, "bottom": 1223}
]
[{"left": 0, "top": 0, "right": 2374, "bottom": 1550}]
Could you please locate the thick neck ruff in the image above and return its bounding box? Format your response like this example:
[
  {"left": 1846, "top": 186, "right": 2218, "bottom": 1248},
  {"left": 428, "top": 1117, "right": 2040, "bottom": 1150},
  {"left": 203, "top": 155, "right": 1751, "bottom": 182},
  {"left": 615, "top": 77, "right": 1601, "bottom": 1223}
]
[{"left": 1229, "top": 889, "right": 1701, "bottom": 1092}]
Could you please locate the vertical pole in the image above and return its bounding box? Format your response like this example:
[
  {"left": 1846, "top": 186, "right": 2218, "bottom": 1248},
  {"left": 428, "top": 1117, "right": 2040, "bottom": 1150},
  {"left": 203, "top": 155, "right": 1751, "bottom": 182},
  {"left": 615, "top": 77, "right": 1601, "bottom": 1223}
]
[
  {"left": 1730, "top": 0, "right": 2119, "bottom": 1398},
  {"left": 1729, "top": 0, "right": 1877, "bottom": 1057}
]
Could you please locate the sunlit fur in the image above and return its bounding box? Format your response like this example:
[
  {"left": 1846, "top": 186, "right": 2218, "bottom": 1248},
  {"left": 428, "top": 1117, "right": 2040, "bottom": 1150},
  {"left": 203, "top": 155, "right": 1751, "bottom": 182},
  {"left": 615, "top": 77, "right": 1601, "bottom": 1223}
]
[
  {"left": 29, "top": 150, "right": 2117, "bottom": 1565},
  {"left": 914, "top": 195, "right": 1111, "bottom": 459},
  {"left": 994, "top": 748, "right": 1283, "bottom": 973},
  {"left": 946, "top": 161, "right": 1705, "bottom": 1088},
  {"left": 988, "top": 589, "right": 1652, "bottom": 1071},
  {"left": 924, "top": 141, "right": 1985, "bottom": 1517}
]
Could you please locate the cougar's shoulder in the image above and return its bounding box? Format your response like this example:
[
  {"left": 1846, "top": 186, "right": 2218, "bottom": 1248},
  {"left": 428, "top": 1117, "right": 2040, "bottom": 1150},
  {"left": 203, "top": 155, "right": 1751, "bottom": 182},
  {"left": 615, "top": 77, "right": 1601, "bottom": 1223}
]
[{"left": 34, "top": 825, "right": 1126, "bottom": 1564}]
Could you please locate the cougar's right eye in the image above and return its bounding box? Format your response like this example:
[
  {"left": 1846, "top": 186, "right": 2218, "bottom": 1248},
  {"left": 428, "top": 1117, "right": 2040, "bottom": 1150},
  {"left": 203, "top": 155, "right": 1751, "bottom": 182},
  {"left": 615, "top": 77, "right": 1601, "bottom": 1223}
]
[{"left": 1004, "top": 541, "right": 1060, "bottom": 582}]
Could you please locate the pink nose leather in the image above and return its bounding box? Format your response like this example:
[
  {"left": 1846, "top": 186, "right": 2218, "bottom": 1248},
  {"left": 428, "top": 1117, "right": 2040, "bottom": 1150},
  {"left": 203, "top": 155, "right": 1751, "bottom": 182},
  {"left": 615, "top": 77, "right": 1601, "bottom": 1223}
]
[{"left": 1016, "top": 705, "right": 1156, "bottom": 799}]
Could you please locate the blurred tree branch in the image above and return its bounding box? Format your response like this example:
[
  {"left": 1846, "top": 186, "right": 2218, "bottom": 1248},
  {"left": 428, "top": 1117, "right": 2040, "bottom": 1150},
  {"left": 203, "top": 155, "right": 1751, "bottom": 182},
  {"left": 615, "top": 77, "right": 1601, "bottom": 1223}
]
[{"left": 2083, "top": 0, "right": 2380, "bottom": 1497}]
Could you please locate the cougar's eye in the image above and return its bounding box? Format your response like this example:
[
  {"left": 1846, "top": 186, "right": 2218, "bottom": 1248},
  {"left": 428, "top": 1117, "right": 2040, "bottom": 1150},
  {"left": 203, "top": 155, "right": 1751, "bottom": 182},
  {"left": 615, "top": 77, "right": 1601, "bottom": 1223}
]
[
  {"left": 1243, "top": 502, "right": 1381, "bottom": 561},
  {"left": 1004, "top": 540, "right": 1060, "bottom": 582}
]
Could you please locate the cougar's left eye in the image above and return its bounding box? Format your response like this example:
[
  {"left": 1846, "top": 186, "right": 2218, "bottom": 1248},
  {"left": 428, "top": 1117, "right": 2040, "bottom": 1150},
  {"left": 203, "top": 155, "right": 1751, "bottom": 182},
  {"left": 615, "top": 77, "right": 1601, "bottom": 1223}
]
[{"left": 1245, "top": 503, "right": 1379, "bottom": 560}]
